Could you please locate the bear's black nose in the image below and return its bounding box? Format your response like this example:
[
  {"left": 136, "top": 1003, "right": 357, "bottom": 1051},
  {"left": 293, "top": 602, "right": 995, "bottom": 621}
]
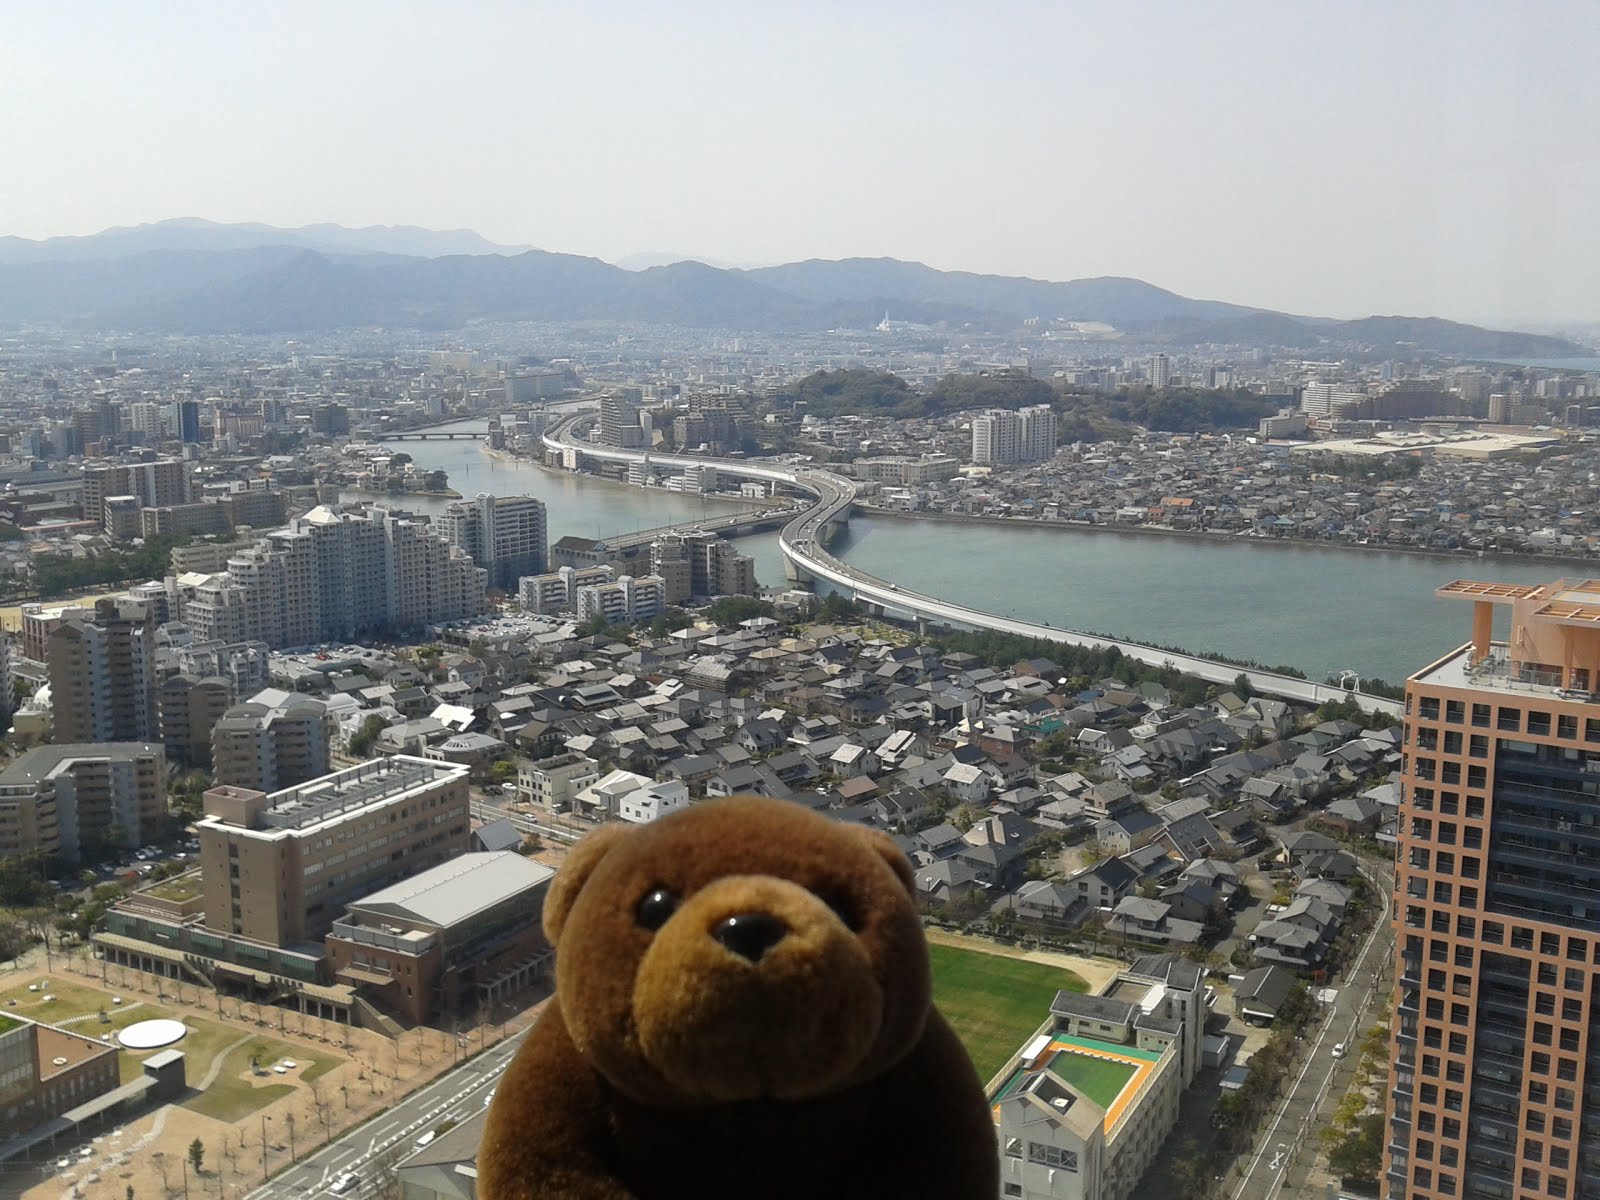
[{"left": 712, "top": 913, "right": 788, "bottom": 962}]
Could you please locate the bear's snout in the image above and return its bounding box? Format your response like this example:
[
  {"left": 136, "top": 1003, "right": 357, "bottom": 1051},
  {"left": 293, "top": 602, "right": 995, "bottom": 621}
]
[{"left": 712, "top": 912, "right": 788, "bottom": 962}]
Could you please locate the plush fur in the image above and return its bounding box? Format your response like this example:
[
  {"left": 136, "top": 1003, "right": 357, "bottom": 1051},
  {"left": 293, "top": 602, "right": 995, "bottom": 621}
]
[{"left": 479, "top": 796, "right": 998, "bottom": 1200}]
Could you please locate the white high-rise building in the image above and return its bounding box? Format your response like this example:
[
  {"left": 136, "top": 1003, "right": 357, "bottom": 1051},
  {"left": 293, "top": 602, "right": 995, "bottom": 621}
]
[
  {"left": 179, "top": 506, "right": 486, "bottom": 648},
  {"left": 1148, "top": 354, "right": 1171, "bottom": 389},
  {"left": 1018, "top": 405, "right": 1058, "bottom": 463},
  {"left": 974, "top": 407, "right": 1055, "bottom": 465},
  {"left": 576, "top": 574, "right": 667, "bottom": 626},
  {"left": 972, "top": 409, "right": 1021, "bottom": 465},
  {"left": 437, "top": 494, "right": 547, "bottom": 591}
]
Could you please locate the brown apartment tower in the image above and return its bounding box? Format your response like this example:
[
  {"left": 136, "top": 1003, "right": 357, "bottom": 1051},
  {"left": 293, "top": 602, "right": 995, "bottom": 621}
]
[{"left": 1386, "top": 579, "right": 1600, "bottom": 1200}]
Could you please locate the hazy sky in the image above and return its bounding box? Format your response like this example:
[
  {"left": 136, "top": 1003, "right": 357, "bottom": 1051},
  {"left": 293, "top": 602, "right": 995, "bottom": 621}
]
[{"left": 3, "top": 2, "right": 1596, "bottom": 325}]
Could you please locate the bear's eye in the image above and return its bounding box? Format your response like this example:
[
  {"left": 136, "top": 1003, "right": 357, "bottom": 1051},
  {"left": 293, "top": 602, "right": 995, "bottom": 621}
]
[
  {"left": 818, "top": 889, "right": 862, "bottom": 932},
  {"left": 635, "top": 887, "right": 680, "bottom": 932}
]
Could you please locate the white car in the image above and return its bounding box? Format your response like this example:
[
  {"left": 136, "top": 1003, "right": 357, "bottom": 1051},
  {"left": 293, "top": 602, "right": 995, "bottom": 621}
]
[
  {"left": 413, "top": 1131, "right": 437, "bottom": 1150},
  {"left": 1331, "top": 1042, "right": 1347, "bottom": 1059},
  {"left": 330, "top": 1173, "right": 360, "bottom": 1195}
]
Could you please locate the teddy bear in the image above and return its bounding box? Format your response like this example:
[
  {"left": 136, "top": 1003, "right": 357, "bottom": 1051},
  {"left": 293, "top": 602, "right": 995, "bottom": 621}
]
[{"left": 478, "top": 795, "right": 999, "bottom": 1200}]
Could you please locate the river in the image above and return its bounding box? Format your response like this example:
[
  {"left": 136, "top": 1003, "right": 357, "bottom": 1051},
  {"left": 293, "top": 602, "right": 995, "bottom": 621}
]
[{"left": 396, "top": 422, "right": 1549, "bottom": 684}]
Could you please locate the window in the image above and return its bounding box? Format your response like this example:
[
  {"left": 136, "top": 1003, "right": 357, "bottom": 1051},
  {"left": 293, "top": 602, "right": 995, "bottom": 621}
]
[
  {"left": 1473, "top": 703, "right": 1491, "bottom": 728},
  {"left": 1498, "top": 707, "right": 1521, "bottom": 731},
  {"left": 1446, "top": 700, "right": 1464, "bottom": 724},
  {"left": 1004, "top": 1138, "right": 1022, "bottom": 1158},
  {"left": 1026, "top": 1144, "right": 1077, "bottom": 1171},
  {"left": 1469, "top": 734, "right": 1488, "bottom": 758},
  {"left": 1420, "top": 697, "right": 1440, "bottom": 721},
  {"left": 1528, "top": 710, "right": 1552, "bottom": 736},
  {"left": 1558, "top": 714, "right": 1578, "bottom": 740}
]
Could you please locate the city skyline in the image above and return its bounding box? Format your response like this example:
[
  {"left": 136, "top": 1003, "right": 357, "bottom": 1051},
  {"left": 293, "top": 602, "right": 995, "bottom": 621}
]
[{"left": 3, "top": 2, "right": 1598, "bottom": 327}]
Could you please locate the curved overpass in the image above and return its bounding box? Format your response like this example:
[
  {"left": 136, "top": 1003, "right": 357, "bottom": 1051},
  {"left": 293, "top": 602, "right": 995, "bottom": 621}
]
[{"left": 540, "top": 420, "right": 1401, "bottom": 716}]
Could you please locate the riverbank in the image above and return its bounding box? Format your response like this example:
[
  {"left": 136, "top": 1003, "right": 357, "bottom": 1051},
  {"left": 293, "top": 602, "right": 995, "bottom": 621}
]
[
  {"left": 858, "top": 504, "right": 1600, "bottom": 572},
  {"left": 481, "top": 443, "right": 791, "bottom": 513}
]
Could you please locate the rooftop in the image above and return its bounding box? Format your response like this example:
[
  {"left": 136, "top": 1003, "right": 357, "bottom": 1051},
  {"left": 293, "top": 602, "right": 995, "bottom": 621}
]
[
  {"left": 0, "top": 743, "right": 164, "bottom": 787},
  {"left": 200, "top": 755, "right": 467, "bottom": 836},
  {"left": 346, "top": 851, "right": 554, "bottom": 930}
]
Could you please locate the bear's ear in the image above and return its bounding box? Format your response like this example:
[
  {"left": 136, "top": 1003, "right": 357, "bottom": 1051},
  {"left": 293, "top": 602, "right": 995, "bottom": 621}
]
[
  {"left": 544, "top": 822, "right": 634, "bottom": 944},
  {"left": 848, "top": 824, "right": 916, "bottom": 898}
]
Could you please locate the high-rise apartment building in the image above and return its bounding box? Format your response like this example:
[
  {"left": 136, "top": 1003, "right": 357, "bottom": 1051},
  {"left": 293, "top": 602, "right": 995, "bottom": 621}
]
[
  {"left": 655, "top": 530, "right": 756, "bottom": 599},
  {"left": 599, "top": 394, "right": 645, "bottom": 448},
  {"left": 518, "top": 565, "right": 616, "bottom": 614},
  {"left": 195, "top": 756, "right": 471, "bottom": 946},
  {"left": 1149, "top": 354, "right": 1171, "bottom": 389},
  {"left": 157, "top": 674, "right": 234, "bottom": 767},
  {"left": 181, "top": 505, "right": 486, "bottom": 648},
  {"left": 437, "top": 493, "right": 547, "bottom": 591},
  {"left": 575, "top": 574, "right": 667, "bottom": 627},
  {"left": 0, "top": 743, "right": 166, "bottom": 862},
  {"left": 1385, "top": 577, "right": 1600, "bottom": 1200},
  {"left": 1018, "top": 404, "right": 1058, "bottom": 463},
  {"left": 973, "top": 406, "right": 1056, "bottom": 466},
  {"left": 972, "top": 408, "right": 1020, "bottom": 466},
  {"left": 46, "top": 598, "right": 157, "bottom": 743},
  {"left": 177, "top": 399, "right": 202, "bottom": 444},
  {"left": 211, "top": 692, "right": 333, "bottom": 793}
]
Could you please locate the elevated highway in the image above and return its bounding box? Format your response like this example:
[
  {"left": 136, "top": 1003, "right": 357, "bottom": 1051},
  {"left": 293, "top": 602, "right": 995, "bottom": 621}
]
[{"left": 541, "top": 420, "right": 1402, "bottom": 716}]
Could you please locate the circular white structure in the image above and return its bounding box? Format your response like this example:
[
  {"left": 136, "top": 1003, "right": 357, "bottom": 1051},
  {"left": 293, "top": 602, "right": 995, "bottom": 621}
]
[{"left": 116, "top": 1019, "right": 186, "bottom": 1049}]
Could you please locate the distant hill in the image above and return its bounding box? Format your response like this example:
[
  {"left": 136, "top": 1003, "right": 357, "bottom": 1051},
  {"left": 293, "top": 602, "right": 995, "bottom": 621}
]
[
  {"left": 0, "top": 218, "right": 531, "bottom": 263},
  {"left": 744, "top": 257, "right": 1253, "bottom": 323},
  {"left": 0, "top": 221, "right": 1584, "bottom": 357}
]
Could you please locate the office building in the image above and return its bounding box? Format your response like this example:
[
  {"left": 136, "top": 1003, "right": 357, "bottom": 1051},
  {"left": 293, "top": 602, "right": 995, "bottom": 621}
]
[
  {"left": 181, "top": 505, "right": 486, "bottom": 648},
  {"left": 311, "top": 404, "right": 350, "bottom": 437},
  {"left": 992, "top": 954, "right": 1205, "bottom": 1200},
  {"left": 97, "top": 758, "right": 473, "bottom": 1024},
  {"left": 46, "top": 598, "right": 157, "bottom": 743},
  {"left": 80, "top": 460, "right": 192, "bottom": 531},
  {"left": 211, "top": 691, "right": 334, "bottom": 793},
  {"left": 0, "top": 743, "right": 166, "bottom": 862},
  {"left": 324, "top": 851, "right": 554, "bottom": 1024},
  {"left": 575, "top": 574, "right": 667, "bottom": 627},
  {"left": 177, "top": 398, "right": 202, "bottom": 444},
  {"left": 1148, "top": 355, "right": 1170, "bottom": 390},
  {"left": 1384, "top": 577, "right": 1600, "bottom": 1200},
  {"left": 437, "top": 494, "right": 548, "bottom": 591},
  {"left": 0, "top": 1015, "right": 123, "bottom": 1147}
]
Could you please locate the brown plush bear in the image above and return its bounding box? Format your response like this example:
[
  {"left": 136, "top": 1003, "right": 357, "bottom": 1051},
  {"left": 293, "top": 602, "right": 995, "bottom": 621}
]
[{"left": 479, "top": 795, "right": 998, "bottom": 1200}]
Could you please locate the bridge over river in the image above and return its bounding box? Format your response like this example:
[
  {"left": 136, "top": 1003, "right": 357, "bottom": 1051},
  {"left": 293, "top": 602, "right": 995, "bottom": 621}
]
[{"left": 542, "top": 418, "right": 1402, "bottom": 716}]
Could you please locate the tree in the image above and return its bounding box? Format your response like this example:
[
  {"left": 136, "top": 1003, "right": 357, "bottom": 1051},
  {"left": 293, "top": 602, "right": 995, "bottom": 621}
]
[
  {"left": 348, "top": 715, "right": 387, "bottom": 757},
  {"left": 188, "top": 1139, "right": 205, "bottom": 1175}
]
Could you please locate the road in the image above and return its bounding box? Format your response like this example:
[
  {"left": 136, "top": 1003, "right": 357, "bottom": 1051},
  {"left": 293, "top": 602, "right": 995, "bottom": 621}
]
[
  {"left": 1230, "top": 863, "right": 1395, "bottom": 1200},
  {"left": 541, "top": 417, "right": 1403, "bottom": 718},
  {"left": 242, "top": 1030, "right": 526, "bottom": 1200}
]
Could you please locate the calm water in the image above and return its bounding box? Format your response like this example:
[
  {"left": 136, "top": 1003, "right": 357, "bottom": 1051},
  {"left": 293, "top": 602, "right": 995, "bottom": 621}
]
[
  {"left": 361, "top": 420, "right": 758, "bottom": 536},
  {"left": 402, "top": 425, "right": 1553, "bottom": 682}
]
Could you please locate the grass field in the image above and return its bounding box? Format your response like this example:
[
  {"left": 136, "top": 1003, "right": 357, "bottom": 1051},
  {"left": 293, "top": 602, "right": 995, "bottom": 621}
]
[
  {"left": 929, "top": 944, "right": 1088, "bottom": 1081},
  {"left": 1052, "top": 1050, "right": 1137, "bottom": 1110}
]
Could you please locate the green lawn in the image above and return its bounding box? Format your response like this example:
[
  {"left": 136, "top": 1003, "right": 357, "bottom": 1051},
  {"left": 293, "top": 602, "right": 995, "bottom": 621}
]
[
  {"left": 1052, "top": 1050, "right": 1137, "bottom": 1110},
  {"left": 184, "top": 1034, "right": 342, "bottom": 1122},
  {"left": 928, "top": 944, "right": 1088, "bottom": 1082}
]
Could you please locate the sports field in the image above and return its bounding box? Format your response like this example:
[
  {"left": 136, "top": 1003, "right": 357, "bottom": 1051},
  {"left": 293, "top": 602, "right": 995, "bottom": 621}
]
[{"left": 928, "top": 943, "right": 1088, "bottom": 1080}]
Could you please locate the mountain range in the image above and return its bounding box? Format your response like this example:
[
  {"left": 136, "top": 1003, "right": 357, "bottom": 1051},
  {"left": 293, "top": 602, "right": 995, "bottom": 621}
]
[{"left": 0, "top": 220, "right": 1582, "bottom": 358}]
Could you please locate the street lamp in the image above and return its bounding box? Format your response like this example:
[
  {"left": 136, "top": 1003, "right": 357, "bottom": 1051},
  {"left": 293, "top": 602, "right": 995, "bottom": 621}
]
[
  {"left": 260, "top": 1116, "right": 271, "bottom": 1182},
  {"left": 181, "top": 1154, "right": 190, "bottom": 1200}
]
